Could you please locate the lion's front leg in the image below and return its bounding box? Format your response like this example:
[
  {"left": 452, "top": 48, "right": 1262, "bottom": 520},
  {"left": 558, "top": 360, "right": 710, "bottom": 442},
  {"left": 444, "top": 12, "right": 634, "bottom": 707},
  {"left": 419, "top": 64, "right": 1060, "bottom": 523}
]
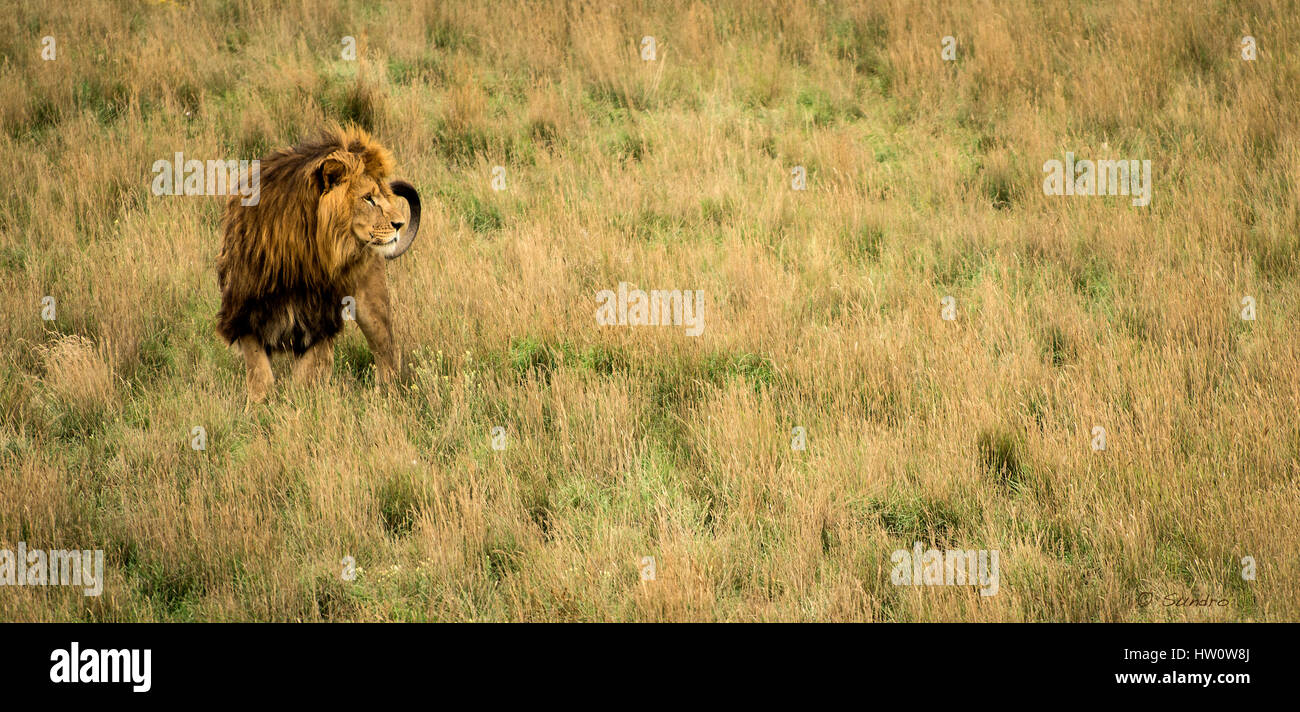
[
  {"left": 292, "top": 336, "right": 335, "bottom": 386},
  {"left": 353, "top": 260, "right": 399, "bottom": 383},
  {"left": 239, "top": 335, "right": 273, "bottom": 404}
]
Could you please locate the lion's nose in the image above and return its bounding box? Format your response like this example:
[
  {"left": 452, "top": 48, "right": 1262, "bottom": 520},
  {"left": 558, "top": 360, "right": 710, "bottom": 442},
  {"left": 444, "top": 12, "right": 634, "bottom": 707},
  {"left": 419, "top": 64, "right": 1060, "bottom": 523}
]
[{"left": 391, "top": 220, "right": 405, "bottom": 231}]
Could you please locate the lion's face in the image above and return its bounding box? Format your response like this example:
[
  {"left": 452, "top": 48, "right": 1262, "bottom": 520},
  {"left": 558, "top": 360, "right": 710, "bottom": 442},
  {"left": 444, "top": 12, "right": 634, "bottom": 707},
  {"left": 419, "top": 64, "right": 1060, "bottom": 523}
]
[
  {"left": 313, "top": 144, "right": 421, "bottom": 263},
  {"left": 346, "top": 174, "right": 409, "bottom": 258}
]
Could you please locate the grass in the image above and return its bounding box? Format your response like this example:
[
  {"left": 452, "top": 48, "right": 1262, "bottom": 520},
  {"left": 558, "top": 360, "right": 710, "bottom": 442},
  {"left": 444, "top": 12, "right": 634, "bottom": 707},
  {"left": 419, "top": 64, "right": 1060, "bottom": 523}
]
[{"left": 0, "top": 0, "right": 1297, "bottom": 622}]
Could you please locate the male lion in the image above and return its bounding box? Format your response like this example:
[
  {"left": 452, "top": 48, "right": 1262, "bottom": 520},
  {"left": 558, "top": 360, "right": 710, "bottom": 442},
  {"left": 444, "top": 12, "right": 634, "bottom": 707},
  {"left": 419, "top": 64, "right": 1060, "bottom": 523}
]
[{"left": 216, "top": 125, "right": 422, "bottom": 403}]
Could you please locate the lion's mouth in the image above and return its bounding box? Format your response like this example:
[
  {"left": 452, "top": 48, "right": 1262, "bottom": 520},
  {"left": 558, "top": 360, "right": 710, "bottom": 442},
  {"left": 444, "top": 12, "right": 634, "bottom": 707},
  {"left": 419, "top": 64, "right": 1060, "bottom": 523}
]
[{"left": 372, "top": 232, "right": 398, "bottom": 246}]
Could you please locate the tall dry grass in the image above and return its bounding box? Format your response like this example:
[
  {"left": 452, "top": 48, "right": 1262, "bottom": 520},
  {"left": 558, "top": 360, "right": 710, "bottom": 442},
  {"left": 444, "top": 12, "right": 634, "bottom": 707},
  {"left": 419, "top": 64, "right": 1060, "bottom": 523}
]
[{"left": 0, "top": 0, "right": 1296, "bottom": 621}]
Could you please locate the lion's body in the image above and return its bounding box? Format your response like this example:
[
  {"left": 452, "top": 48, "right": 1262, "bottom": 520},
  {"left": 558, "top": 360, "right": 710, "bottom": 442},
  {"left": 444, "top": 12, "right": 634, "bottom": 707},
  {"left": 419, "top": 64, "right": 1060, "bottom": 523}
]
[
  {"left": 215, "top": 126, "right": 420, "bottom": 402},
  {"left": 220, "top": 284, "right": 347, "bottom": 356}
]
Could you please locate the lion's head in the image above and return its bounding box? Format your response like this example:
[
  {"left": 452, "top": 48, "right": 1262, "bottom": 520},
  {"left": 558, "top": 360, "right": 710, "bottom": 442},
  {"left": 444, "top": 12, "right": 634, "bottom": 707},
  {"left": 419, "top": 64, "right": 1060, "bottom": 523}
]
[
  {"left": 314, "top": 136, "right": 422, "bottom": 261},
  {"left": 220, "top": 125, "right": 422, "bottom": 292}
]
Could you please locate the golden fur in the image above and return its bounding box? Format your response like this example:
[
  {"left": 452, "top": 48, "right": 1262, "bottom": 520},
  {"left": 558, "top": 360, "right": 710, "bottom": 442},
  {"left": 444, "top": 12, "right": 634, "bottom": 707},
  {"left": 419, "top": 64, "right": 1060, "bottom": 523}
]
[{"left": 215, "top": 125, "right": 421, "bottom": 402}]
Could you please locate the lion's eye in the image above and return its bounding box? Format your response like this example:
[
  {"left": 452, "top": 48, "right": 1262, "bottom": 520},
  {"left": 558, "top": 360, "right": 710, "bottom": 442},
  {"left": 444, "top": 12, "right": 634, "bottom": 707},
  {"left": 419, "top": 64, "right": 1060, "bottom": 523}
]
[{"left": 363, "top": 194, "right": 376, "bottom": 206}]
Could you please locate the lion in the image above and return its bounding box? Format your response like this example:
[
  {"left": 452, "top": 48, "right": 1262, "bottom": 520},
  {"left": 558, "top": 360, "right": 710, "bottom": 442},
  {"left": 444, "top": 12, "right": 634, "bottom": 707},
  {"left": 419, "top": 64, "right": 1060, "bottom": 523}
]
[{"left": 215, "top": 125, "right": 422, "bottom": 403}]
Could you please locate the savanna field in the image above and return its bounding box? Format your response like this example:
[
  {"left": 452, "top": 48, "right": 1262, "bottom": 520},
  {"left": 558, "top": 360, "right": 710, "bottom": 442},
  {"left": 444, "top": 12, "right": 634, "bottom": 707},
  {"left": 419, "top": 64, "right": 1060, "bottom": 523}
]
[{"left": 0, "top": 0, "right": 1297, "bottom": 622}]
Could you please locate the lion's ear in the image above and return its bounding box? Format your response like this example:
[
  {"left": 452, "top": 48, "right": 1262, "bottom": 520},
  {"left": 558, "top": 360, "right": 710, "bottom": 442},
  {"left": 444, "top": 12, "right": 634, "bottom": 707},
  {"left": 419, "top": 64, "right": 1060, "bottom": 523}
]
[{"left": 315, "top": 151, "right": 358, "bottom": 193}]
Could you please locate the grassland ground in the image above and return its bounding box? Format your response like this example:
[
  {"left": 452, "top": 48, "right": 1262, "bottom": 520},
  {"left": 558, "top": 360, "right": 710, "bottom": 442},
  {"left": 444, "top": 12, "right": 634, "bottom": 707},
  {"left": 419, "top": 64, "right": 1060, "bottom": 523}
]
[{"left": 0, "top": 0, "right": 1297, "bottom": 621}]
